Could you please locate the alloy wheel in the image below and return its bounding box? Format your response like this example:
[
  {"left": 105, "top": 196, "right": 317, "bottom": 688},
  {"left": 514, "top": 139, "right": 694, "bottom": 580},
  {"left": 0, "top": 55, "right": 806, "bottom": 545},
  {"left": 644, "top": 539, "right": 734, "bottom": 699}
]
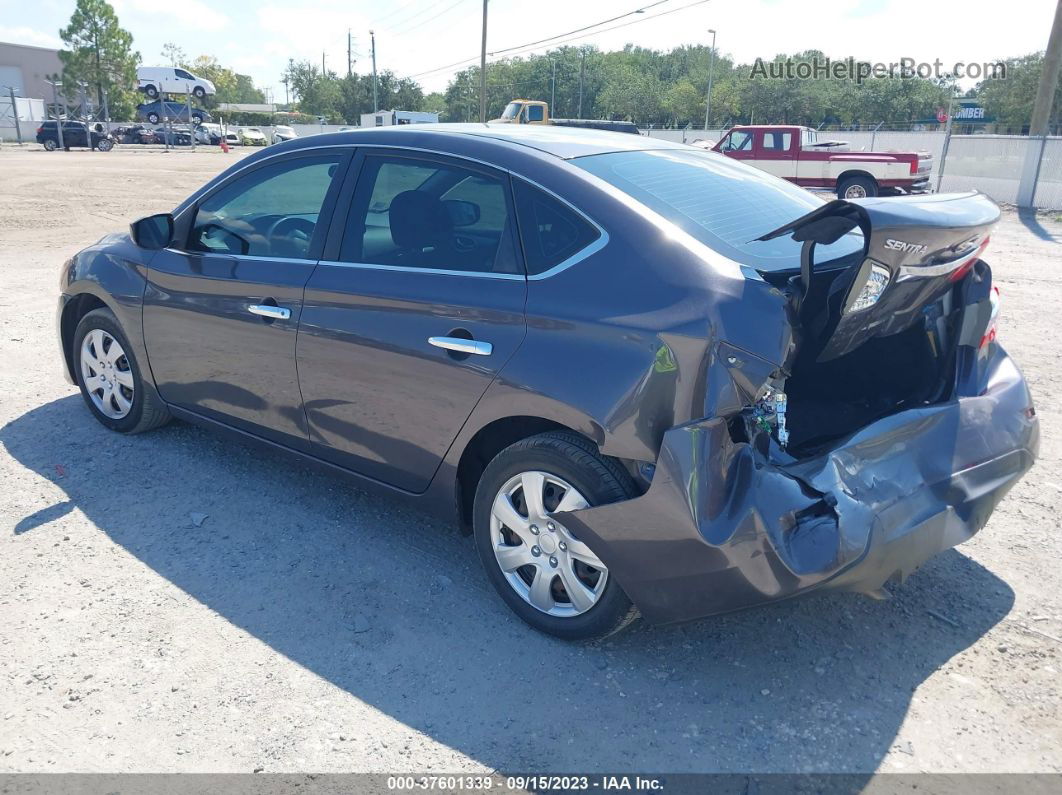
[
  {"left": 79, "top": 328, "right": 135, "bottom": 419},
  {"left": 490, "top": 471, "right": 608, "bottom": 617}
]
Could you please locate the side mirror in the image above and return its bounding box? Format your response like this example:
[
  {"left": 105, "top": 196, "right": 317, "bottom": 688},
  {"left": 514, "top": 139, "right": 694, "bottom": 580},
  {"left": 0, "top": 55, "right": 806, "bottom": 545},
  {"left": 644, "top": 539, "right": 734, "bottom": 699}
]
[
  {"left": 130, "top": 213, "right": 174, "bottom": 250},
  {"left": 443, "top": 199, "right": 480, "bottom": 227}
]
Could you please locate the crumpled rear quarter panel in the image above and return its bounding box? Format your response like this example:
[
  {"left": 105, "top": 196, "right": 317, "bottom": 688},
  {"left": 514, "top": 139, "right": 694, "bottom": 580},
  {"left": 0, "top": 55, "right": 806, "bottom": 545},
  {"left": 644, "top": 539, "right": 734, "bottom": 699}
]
[{"left": 559, "top": 345, "right": 1038, "bottom": 625}]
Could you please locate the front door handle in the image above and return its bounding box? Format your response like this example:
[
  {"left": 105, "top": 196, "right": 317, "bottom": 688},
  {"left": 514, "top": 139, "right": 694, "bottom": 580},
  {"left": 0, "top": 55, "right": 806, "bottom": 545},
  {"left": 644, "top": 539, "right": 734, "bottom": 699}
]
[
  {"left": 429, "top": 336, "right": 493, "bottom": 356},
  {"left": 248, "top": 304, "right": 291, "bottom": 320}
]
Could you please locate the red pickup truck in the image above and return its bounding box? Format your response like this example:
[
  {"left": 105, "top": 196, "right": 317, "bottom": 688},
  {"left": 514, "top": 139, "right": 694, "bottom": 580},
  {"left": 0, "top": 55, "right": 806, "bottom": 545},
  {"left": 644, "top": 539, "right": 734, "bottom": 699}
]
[{"left": 711, "top": 125, "right": 933, "bottom": 199}]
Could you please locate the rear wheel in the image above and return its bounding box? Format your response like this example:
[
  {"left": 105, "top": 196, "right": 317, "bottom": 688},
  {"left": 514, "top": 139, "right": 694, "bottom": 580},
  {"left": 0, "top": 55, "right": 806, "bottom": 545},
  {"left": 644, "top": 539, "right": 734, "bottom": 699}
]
[
  {"left": 96, "top": 138, "right": 113, "bottom": 152},
  {"left": 473, "top": 431, "right": 640, "bottom": 640},
  {"left": 837, "top": 174, "right": 878, "bottom": 200},
  {"left": 73, "top": 308, "right": 171, "bottom": 434},
  {"left": 147, "top": 112, "right": 160, "bottom": 124},
  {"left": 145, "top": 84, "right": 159, "bottom": 99}
]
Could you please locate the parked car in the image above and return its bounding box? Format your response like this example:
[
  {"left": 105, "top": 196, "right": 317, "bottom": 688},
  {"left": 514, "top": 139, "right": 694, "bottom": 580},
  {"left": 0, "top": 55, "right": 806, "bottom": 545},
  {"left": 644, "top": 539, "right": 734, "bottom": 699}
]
[
  {"left": 36, "top": 120, "right": 113, "bottom": 151},
  {"left": 137, "top": 66, "right": 216, "bottom": 100},
  {"left": 272, "top": 125, "right": 298, "bottom": 144},
  {"left": 194, "top": 123, "right": 224, "bottom": 145},
  {"left": 223, "top": 131, "right": 240, "bottom": 147},
  {"left": 237, "top": 126, "right": 268, "bottom": 146},
  {"left": 112, "top": 124, "right": 158, "bottom": 145},
  {"left": 136, "top": 101, "right": 210, "bottom": 126},
  {"left": 154, "top": 126, "right": 194, "bottom": 147},
  {"left": 56, "top": 126, "right": 1037, "bottom": 640},
  {"left": 713, "top": 125, "right": 933, "bottom": 199}
]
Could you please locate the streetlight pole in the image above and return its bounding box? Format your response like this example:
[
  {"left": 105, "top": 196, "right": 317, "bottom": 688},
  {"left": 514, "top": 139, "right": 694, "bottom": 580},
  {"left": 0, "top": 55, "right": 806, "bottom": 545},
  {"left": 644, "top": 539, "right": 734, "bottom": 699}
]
[
  {"left": 370, "top": 30, "right": 378, "bottom": 113},
  {"left": 479, "top": 0, "right": 489, "bottom": 123},
  {"left": 703, "top": 28, "right": 716, "bottom": 131}
]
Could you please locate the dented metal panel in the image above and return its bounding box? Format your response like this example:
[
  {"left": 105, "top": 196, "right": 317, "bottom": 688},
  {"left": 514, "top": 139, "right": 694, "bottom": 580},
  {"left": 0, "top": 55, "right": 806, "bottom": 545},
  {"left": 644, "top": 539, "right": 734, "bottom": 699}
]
[{"left": 559, "top": 345, "right": 1037, "bottom": 625}]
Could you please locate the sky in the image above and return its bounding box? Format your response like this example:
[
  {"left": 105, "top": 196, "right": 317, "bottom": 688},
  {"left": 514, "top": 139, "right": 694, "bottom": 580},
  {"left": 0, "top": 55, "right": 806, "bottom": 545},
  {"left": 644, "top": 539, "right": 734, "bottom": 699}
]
[{"left": 0, "top": 0, "right": 1055, "bottom": 102}]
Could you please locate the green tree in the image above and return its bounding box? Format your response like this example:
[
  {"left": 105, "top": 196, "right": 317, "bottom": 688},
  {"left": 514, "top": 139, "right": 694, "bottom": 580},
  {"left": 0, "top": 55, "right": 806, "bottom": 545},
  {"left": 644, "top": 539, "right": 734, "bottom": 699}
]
[
  {"left": 58, "top": 0, "right": 140, "bottom": 120},
  {"left": 161, "top": 42, "right": 185, "bottom": 67},
  {"left": 977, "top": 52, "right": 1060, "bottom": 132}
]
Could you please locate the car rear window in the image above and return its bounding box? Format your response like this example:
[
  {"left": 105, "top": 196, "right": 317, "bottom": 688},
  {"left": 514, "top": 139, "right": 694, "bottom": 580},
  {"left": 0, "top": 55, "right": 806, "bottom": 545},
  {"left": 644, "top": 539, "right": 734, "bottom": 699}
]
[{"left": 572, "top": 148, "right": 863, "bottom": 271}]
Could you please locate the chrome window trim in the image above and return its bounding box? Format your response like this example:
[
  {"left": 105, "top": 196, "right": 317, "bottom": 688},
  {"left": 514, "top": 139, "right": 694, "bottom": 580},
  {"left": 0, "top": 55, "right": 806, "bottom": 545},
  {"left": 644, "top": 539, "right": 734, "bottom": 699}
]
[
  {"left": 322, "top": 260, "right": 524, "bottom": 281},
  {"left": 179, "top": 140, "right": 611, "bottom": 279}
]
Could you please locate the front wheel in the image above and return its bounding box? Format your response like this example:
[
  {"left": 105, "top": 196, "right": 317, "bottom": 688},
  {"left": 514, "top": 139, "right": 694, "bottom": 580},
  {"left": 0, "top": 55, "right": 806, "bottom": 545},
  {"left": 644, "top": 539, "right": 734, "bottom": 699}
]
[
  {"left": 147, "top": 112, "right": 160, "bottom": 124},
  {"left": 473, "top": 431, "right": 640, "bottom": 640},
  {"left": 96, "top": 138, "right": 114, "bottom": 152},
  {"left": 43, "top": 139, "right": 58, "bottom": 151},
  {"left": 73, "top": 308, "right": 171, "bottom": 434},
  {"left": 193, "top": 86, "right": 206, "bottom": 99}
]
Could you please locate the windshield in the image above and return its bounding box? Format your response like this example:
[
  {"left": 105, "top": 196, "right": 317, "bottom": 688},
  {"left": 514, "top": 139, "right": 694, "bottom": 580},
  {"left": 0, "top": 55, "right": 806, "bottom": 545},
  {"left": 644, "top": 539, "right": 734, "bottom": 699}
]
[
  {"left": 572, "top": 148, "right": 863, "bottom": 271},
  {"left": 500, "top": 102, "right": 522, "bottom": 120}
]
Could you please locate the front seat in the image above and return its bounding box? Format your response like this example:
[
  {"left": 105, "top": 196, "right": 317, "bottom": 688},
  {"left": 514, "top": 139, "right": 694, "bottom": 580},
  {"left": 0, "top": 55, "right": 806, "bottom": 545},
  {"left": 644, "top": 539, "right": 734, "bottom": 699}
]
[{"left": 388, "top": 190, "right": 456, "bottom": 268}]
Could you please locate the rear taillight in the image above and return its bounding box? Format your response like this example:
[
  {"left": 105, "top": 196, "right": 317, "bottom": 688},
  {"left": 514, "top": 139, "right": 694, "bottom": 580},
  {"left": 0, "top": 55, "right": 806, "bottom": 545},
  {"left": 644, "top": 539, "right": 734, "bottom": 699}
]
[
  {"left": 36, "top": 127, "right": 43, "bottom": 135},
  {"left": 980, "top": 286, "right": 1001, "bottom": 348},
  {"left": 950, "top": 236, "right": 991, "bottom": 283},
  {"left": 910, "top": 159, "right": 918, "bottom": 174}
]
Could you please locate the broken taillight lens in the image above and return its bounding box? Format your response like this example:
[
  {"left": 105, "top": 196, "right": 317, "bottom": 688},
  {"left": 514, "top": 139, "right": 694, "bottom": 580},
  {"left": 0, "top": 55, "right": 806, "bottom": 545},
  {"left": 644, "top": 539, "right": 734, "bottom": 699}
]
[
  {"left": 980, "top": 286, "right": 1000, "bottom": 348},
  {"left": 849, "top": 262, "right": 891, "bottom": 312}
]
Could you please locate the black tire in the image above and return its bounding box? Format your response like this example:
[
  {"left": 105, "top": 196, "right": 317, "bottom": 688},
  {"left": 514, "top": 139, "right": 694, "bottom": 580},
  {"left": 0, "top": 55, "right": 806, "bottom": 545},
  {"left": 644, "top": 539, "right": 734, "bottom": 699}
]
[
  {"left": 43, "top": 139, "right": 58, "bottom": 151},
  {"left": 473, "top": 431, "right": 640, "bottom": 641},
  {"left": 147, "top": 112, "right": 160, "bottom": 124},
  {"left": 191, "top": 114, "right": 203, "bottom": 126},
  {"left": 145, "top": 84, "right": 159, "bottom": 99},
  {"left": 837, "top": 174, "right": 878, "bottom": 200},
  {"left": 96, "top": 138, "right": 113, "bottom": 152},
  {"left": 193, "top": 86, "right": 206, "bottom": 99},
  {"left": 72, "top": 308, "right": 171, "bottom": 435}
]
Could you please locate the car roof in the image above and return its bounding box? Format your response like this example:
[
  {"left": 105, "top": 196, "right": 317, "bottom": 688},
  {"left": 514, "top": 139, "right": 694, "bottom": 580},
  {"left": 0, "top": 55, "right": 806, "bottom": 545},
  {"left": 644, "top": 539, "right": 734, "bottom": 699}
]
[{"left": 286, "top": 123, "right": 688, "bottom": 160}]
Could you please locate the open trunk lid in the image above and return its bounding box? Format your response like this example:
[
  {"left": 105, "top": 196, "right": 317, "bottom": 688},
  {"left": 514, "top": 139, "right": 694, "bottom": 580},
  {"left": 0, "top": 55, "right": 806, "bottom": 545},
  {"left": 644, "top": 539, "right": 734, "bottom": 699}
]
[{"left": 758, "top": 191, "right": 999, "bottom": 363}]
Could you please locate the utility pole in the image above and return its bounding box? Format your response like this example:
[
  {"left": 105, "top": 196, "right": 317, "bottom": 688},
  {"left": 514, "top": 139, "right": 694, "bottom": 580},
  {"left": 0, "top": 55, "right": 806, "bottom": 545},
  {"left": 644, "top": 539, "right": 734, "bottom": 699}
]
[
  {"left": 578, "top": 51, "right": 585, "bottom": 118},
  {"left": 4, "top": 85, "right": 22, "bottom": 144},
  {"left": 1030, "top": 0, "right": 1062, "bottom": 136},
  {"left": 47, "top": 77, "right": 64, "bottom": 150},
  {"left": 703, "top": 28, "right": 717, "bottom": 131},
  {"left": 348, "top": 29, "right": 353, "bottom": 78},
  {"left": 550, "top": 58, "right": 556, "bottom": 110},
  {"left": 370, "top": 30, "right": 379, "bottom": 112},
  {"left": 1017, "top": 0, "right": 1062, "bottom": 206},
  {"left": 322, "top": 50, "right": 327, "bottom": 76},
  {"left": 479, "top": 0, "right": 489, "bottom": 123}
]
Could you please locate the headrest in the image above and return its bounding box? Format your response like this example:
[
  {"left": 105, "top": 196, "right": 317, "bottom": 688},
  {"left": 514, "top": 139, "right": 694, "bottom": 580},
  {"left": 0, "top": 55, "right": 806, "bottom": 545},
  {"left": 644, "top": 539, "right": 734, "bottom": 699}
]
[{"left": 390, "top": 191, "right": 453, "bottom": 251}]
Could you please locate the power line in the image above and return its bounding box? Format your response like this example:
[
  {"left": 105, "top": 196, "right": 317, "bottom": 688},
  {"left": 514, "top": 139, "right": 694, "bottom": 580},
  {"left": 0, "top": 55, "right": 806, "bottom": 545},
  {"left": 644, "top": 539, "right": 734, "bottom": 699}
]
[
  {"left": 490, "top": 0, "right": 672, "bottom": 57},
  {"left": 390, "top": 0, "right": 471, "bottom": 36},
  {"left": 405, "top": 0, "right": 710, "bottom": 80}
]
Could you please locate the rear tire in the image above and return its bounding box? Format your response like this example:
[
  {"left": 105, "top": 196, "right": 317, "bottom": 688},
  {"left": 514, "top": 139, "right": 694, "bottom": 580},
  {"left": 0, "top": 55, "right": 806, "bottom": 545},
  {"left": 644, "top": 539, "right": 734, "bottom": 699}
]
[
  {"left": 473, "top": 431, "right": 640, "bottom": 641},
  {"left": 837, "top": 174, "right": 878, "bottom": 200},
  {"left": 147, "top": 112, "right": 160, "bottom": 125},
  {"left": 73, "top": 308, "right": 171, "bottom": 435},
  {"left": 96, "top": 138, "right": 113, "bottom": 152},
  {"left": 145, "top": 84, "right": 159, "bottom": 99}
]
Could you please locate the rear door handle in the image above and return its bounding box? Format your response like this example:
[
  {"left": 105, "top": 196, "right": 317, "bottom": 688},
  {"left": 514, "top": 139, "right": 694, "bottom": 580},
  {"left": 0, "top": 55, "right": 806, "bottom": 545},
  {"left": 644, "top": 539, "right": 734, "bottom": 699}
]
[
  {"left": 428, "top": 336, "right": 493, "bottom": 356},
  {"left": 248, "top": 304, "right": 291, "bottom": 320}
]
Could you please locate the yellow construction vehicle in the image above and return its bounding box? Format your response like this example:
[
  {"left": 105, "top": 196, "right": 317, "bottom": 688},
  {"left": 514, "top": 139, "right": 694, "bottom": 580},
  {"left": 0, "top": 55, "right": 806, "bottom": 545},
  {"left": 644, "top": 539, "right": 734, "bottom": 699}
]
[{"left": 492, "top": 99, "right": 640, "bottom": 134}]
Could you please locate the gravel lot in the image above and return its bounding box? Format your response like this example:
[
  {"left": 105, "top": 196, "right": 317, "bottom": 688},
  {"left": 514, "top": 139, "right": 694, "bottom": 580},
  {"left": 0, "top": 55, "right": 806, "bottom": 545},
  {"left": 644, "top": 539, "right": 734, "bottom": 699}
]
[{"left": 0, "top": 146, "right": 1060, "bottom": 775}]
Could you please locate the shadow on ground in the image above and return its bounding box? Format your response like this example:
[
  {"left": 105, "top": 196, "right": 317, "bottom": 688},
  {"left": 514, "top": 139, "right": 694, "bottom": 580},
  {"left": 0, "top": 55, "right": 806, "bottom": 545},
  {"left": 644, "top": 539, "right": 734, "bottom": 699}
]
[{"left": 2, "top": 396, "right": 1016, "bottom": 773}]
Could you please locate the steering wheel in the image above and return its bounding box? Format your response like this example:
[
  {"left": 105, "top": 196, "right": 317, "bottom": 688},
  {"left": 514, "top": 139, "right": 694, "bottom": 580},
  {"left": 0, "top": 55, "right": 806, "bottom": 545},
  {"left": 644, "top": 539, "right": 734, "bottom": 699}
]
[{"left": 267, "top": 216, "right": 317, "bottom": 258}]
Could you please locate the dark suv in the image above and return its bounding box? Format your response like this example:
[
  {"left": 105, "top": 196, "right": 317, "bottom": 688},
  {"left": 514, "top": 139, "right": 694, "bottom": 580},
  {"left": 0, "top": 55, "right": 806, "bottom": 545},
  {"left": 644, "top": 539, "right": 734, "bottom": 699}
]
[{"left": 36, "top": 121, "right": 114, "bottom": 151}]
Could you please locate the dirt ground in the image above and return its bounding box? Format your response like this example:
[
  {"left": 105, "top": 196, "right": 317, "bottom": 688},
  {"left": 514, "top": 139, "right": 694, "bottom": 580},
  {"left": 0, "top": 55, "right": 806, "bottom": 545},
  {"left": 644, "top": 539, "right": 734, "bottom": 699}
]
[{"left": 0, "top": 146, "right": 1060, "bottom": 775}]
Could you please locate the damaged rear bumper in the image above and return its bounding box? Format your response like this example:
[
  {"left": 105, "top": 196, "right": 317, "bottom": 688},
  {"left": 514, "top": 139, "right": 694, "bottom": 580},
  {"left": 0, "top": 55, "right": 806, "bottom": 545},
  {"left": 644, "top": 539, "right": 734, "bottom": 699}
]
[{"left": 560, "top": 346, "right": 1038, "bottom": 626}]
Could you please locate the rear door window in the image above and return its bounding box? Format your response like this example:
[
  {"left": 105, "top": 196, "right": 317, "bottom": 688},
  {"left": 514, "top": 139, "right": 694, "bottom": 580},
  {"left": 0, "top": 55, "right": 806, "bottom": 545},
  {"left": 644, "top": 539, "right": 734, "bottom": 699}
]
[
  {"left": 339, "top": 154, "right": 519, "bottom": 274},
  {"left": 512, "top": 180, "right": 600, "bottom": 276}
]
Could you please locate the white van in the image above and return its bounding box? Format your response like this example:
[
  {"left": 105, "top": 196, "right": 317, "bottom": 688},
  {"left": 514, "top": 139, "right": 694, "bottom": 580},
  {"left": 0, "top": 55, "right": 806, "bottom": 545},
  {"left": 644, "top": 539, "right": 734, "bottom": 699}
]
[{"left": 137, "top": 67, "right": 216, "bottom": 100}]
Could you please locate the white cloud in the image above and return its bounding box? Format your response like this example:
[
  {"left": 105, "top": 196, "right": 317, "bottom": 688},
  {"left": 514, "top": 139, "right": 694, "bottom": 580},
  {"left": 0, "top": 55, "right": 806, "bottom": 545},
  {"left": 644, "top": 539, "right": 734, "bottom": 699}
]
[{"left": 0, "top": 25, "right": 62, "bottom": 49}]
